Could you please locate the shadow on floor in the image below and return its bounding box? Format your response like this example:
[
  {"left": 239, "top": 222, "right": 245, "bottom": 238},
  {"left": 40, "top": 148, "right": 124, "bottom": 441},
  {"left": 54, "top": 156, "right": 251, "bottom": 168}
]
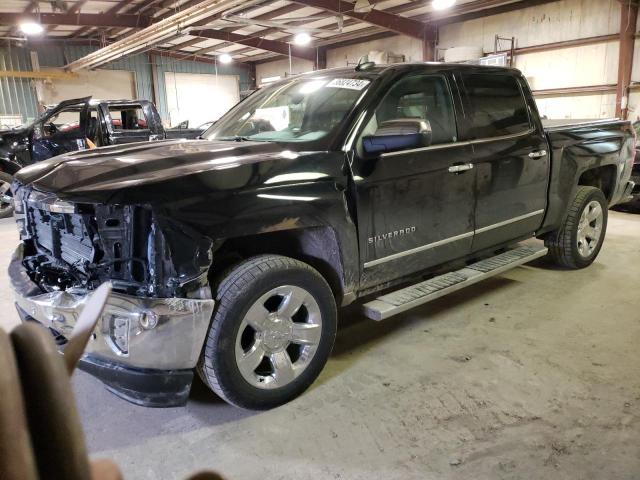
[
  {"left": 312, "top": 274, "right": 520, "bottom": 388},
  {"left": 77, "top": 262, "right": 530, "bottom": 453}
]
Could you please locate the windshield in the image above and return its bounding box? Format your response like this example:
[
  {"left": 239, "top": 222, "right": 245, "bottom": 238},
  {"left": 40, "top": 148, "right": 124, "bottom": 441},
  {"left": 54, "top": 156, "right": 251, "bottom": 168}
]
[{"left": 203, "top": 75, "right": 371, "bottom": 144}]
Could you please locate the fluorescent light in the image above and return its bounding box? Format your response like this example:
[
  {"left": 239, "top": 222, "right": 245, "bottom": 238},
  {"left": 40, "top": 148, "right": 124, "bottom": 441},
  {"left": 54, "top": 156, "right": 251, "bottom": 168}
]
[
  {"left": 293, "top": 32, "right": 311, "bottom": 46},
  {"left": 218, "top": 53, "right": 232, "bottom": 64},
  {"left": 432, "top": 0, "right": 456, "bottom": 10},
  {"left": 20, "top": 22, "right": 44, "bottom": 35}
]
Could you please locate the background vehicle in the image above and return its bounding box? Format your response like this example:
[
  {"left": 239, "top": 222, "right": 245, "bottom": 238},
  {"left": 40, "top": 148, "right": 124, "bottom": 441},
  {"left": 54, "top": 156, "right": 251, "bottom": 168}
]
[
  {"left": 9, "top": 64, "right": 635, "bottom": 410},
  {"left": 628, "top": 120, "right": 640, "bottom": 199},
  {"left": 166, "top": 119, "right": 214, "bottom": 139},
  {"left": 612, "top": 120, "right": 640, "bottom": 211},
  {"left": 0, "top": 98, "right": 182, "bottom": 218}
]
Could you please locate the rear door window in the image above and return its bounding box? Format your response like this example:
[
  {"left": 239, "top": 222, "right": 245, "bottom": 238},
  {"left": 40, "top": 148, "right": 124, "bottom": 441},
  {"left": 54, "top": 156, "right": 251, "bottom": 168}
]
[
  {"left": 107, "top": 105, "right": 149, "bottom": 131},
  {"left": 460, "top": 73, "right": 530, "bottom": 139}
]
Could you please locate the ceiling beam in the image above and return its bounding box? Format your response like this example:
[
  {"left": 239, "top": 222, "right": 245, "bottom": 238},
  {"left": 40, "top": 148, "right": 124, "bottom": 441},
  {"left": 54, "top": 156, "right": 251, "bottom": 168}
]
[
  {"left": 191, "top": 43, "right": 227, "bottom": 55},
  {"left": 168, "top": 37, "right": 208, "bottom": 50},
  {"left": 291, "top": 0, "right": 563, "bottom": 53},
  {"left": 0, "top": 12, "right": 153, "bottom": 28},
  {"left": 290, "top": 0, "right": 428, "bottom": 39},
  {"left": 190, "top": 29, "right": 318, "bottom": 61},
  {"left": 100, "top": 0, "right": 167, "bottom": 38},
  {"left": 218, "top": 2, "right": 308, "bottom": 32},
  {"left": 155, "top": 0, "right": 216, "bottom": 20},
  {"left": 150, "top": 48, "right": 252, "bottom": 65},
  {"left": 419, "top": 0, "right": 562, "bottom": 25},
  {"left": 107, "top": 0, "right": 229, "bottom": 42},
  {"left": 7, "top": 0, "right": 38, "bottom": 37},
  {"left": 73, "top": 0, "right": 132, "bottom": 38},
  {"left": 40, "top": 0, "right": 90, "bottom": 34}
]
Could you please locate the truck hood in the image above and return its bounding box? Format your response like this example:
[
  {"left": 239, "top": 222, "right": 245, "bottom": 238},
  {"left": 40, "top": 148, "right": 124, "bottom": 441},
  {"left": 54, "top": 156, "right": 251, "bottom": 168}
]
[{"left": 15, "top": 138, "right": 295, "bottom": 202}]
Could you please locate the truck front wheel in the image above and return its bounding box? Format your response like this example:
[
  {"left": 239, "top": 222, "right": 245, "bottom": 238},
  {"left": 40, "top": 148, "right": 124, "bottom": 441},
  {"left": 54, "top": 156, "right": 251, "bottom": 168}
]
[
  {"left": 197, "top": 255, "right": 337, "bottom": 410},
  {"left": 545, "top": 186, "right": 608, "bottom": 269},
  {"left": 0, "top": 172, "right": 14, "bottom": 219}
]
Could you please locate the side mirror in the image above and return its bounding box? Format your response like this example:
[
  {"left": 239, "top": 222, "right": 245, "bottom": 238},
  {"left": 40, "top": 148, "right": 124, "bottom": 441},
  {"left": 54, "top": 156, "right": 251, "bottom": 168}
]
[{"left": 363, "top": 118, "right": 432, "bottom": 154}]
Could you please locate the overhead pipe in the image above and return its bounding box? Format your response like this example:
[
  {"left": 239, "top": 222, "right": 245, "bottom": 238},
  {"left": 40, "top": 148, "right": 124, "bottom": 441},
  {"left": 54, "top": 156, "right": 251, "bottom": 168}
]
[{"left": 64, "top": 0, "right": 247, "bottom": 71}]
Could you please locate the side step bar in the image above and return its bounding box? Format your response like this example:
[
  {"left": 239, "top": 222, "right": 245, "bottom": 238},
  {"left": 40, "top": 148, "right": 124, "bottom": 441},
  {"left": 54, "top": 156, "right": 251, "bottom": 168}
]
[{"left": 362, "top": 244, "right": 548, "bottom": 321}]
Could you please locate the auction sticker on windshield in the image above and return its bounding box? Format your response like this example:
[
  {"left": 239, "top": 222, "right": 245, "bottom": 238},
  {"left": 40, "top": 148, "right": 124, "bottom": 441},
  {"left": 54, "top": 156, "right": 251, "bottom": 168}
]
[{"left": 326, "top": 78, "right": 370, "bottom": 90}]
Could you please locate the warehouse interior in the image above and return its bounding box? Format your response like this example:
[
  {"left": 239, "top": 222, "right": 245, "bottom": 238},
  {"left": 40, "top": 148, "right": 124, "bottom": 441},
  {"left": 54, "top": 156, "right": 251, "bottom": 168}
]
[{"left": 0, "top": 0, "right": 639, "bottom": 479}]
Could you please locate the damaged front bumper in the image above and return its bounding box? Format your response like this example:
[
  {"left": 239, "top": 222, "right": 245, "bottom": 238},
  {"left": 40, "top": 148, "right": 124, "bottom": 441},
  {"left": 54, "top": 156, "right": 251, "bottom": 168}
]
[{"left": 9, "top": 244, "right": 215, "bottom": 407}]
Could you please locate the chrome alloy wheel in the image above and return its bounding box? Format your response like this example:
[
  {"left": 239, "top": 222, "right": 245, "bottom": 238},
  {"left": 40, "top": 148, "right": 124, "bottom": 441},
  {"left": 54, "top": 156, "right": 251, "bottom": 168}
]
[
  {"left": 577, "top": 200, "right": 604, "bottom": 258},
  {"left": 235, "top": 285, "right": 322, "bottom": 389}
]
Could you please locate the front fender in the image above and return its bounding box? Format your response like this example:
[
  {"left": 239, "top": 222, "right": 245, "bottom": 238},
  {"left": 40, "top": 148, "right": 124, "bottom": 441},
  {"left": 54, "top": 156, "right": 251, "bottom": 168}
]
[{"left": 158, "top": 178, "right": 360, "bottom": 298}]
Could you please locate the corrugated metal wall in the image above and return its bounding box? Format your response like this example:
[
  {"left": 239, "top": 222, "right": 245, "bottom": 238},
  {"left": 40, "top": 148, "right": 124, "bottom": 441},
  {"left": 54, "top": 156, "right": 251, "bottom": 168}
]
[
  {"left": 0, "top": 43, "right": 250, "bottom": 124},
  {"left": 32, "top": 44, "right": 155, "bottom": 103},
  {"left": 0, "top": 46, "right": 40, "bottom": 123}
]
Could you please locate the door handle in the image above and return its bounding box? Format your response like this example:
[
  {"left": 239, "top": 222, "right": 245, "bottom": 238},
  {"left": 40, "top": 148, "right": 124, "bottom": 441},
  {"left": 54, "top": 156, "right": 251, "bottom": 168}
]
[
  {"left": 528, "top": 150, "right": 547, "bottom": 159},
  {"left": 448, "top": 163, "right": 474, "bottom": 173}
]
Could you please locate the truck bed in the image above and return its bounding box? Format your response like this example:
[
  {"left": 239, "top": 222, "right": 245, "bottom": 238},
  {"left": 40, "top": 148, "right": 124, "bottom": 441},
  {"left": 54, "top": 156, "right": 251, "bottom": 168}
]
[{"left": 542, "top": 118, "right": 626, "bottom": 132}]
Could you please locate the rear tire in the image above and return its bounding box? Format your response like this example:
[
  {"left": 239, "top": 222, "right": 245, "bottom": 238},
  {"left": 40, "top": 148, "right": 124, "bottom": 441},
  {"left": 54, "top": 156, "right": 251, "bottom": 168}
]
[
  {"left": 197, "top": 255, "right": 337, "bottom": 410},
  {"left": 545, "top": 186, "right": 608, "bottom": 269},
  {"left": 0, "top": 172, "right": 14, "bottom": 219}
]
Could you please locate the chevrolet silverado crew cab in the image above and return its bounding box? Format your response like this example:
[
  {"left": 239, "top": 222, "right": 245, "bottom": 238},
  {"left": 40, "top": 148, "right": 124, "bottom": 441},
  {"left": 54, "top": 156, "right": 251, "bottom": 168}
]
[
  {"left": 9, "top": 63, "right": 636, "bottom": 410},
  {"left": 0, "top": 98, "right": 202, "bottom": 218}
]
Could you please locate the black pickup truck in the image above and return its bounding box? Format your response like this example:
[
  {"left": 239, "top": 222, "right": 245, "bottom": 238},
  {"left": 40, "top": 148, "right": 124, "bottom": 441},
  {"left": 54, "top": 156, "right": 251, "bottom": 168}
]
[
  {"left": 0, "top": 97, "right": 202, "bottom": 218},
  {"left": 9, "top": 63, "right": 636, "bottom": 409}
]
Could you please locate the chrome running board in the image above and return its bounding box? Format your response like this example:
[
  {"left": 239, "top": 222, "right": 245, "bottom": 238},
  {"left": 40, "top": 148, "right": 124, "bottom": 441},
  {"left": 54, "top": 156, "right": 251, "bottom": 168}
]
[{"left": 362, "top": 244, "right": 548, "bottom": 321}]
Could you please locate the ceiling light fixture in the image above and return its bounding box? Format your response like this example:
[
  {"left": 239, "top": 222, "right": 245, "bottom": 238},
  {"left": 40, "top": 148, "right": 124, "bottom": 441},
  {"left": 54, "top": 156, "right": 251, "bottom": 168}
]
[
  {"left": 432, "top": 0, "right": 456, "bottom": 10},
  {"left": 19, "top": 22, "right": 44, "bottom": 35},
  {"left": 218, "top": 53, "right": 232, "bottom": 64},
  {"left": 293, "top": 32, "right": 312, "bottom": 46}
]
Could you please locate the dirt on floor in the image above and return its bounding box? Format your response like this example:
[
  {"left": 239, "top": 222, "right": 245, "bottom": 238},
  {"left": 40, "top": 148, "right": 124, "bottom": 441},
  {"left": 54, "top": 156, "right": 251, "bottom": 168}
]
[{"left": 0, "top": 211, "right": 639, "bottom": 480}]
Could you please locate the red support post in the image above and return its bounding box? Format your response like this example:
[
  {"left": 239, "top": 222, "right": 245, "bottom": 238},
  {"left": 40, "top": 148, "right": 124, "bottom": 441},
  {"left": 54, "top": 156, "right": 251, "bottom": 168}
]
[{"left": 616, "top": 0, "right": 638, "bottom": 119}]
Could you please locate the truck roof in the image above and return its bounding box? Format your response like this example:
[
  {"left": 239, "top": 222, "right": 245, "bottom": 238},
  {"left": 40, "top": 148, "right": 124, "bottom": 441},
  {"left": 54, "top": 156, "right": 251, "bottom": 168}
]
[
  {"left": 297, "top": 62, "right": 522, "bottom": 80},
  {"left": 44, "top": 99, "right": 151, "bottom": 110}
]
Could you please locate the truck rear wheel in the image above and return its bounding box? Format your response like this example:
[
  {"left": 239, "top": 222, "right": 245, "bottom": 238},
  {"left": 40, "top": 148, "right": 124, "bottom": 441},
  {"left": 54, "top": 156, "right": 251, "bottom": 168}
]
[
  {"left": 197, "top": 255, "right": 337, "bottom": 410},
  {"left": 545, "top": 186, "right": 608, "bottom": 269},
  {"left": 0, "top": 172, "right": 14, "bottom": 219}
]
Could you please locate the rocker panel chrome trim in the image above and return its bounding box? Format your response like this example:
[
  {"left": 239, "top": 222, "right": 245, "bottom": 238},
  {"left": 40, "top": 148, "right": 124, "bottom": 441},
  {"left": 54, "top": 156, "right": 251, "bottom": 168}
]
[
  {"left": 364, "top": 231, "right": 474, "bottom": 269},
  {"left": 474, "top": 209, "right": 545, "bottom": 234},
  {"left": 364, "top": 209, "right": 545, "bottom": 269}
]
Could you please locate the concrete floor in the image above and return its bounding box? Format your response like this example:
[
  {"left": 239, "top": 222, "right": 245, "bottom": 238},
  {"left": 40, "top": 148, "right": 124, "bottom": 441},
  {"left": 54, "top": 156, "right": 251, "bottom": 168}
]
[{"left": 1, "top": 212, "right": 639, "bottom": 480}]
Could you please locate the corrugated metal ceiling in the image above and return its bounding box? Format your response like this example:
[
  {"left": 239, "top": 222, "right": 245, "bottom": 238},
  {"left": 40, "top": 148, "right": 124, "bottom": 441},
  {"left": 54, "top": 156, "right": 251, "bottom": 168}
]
[{"left": 0, "top": 0, "right": 524, "bottom": 63}]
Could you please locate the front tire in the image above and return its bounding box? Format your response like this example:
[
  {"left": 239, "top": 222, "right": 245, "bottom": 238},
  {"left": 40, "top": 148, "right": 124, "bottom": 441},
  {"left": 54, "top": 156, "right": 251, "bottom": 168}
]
[
  {"left": 545, "top": 186, "right": 608, "bottom": 269},
  {"left": 0, "top": 172, "right": 14, "bottom": 219},
  {"left": 198, "top": 255, "right": 337, "bottom": 410}
]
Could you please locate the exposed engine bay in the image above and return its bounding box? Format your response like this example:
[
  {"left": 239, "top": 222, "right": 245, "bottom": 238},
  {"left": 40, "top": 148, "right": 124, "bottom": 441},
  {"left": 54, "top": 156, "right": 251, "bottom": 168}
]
[{"left": 13, "top": 183, "right": 214, "bottom": 299}]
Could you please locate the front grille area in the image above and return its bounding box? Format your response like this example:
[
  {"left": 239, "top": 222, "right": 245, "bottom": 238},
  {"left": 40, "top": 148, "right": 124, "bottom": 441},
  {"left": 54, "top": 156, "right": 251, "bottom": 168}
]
[
  {"left": 13, "top": 182, "right": 213, "bottom": 298},
  {"left": 31, "top": 207, "right": 95, "bottom": 269},
  {"left": 15, "top": 187, "right": 97, "bottom": 273},
  {"left": 13, "top": 184, "right": 156, "bottom": 295}
]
